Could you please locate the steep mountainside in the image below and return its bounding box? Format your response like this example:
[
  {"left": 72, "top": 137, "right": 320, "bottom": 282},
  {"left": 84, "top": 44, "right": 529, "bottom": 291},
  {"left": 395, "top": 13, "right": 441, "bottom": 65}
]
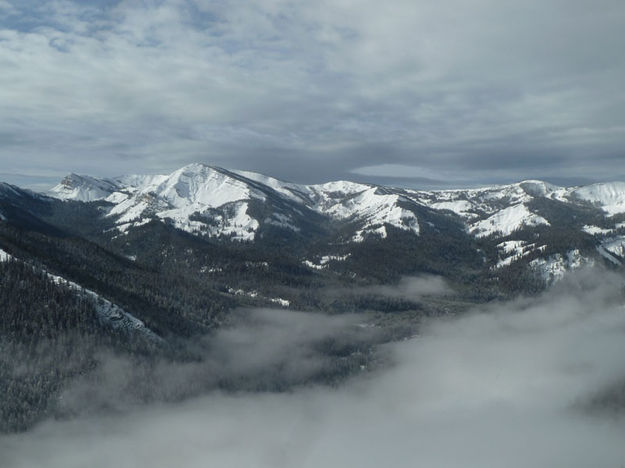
[
  {"left": 47, "top": 164, "right": 625, "bottom": 282},
  {"left": 2, "top": 163, "right": 625, "bottom": 308}
]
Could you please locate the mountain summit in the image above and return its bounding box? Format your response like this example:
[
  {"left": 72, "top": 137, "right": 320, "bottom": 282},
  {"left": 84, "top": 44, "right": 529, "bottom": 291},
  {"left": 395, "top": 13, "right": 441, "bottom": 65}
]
[{"left": 49, "top": 163, "right": 625, "bottom": 242}]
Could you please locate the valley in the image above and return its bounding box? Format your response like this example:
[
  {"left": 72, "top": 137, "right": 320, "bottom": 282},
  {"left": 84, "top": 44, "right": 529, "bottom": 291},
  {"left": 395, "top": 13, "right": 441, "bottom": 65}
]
[{"left": 2, "top": 164, "right": 625, "bottom": 433}]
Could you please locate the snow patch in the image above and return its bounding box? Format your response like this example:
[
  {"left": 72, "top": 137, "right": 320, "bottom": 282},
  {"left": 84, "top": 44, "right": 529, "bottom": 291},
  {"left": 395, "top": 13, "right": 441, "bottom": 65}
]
[
  {"left": 495, "top": 240, "right": 529, "bottom": 268},
  {"left": 471, "top": 204, "right": 550, "bottom": 238},
  {"left": 530, "top": 250, "right": 594, "bottom": 284},
  {"left": 270, "top": 298, "right": 290, "bottom": 307},
  {"left": 50, "top": 174, "right": 118, "bottom": 202},
  {"left": 321, "top": 254, "right": 350, "bottom": 264},
  {"left": 494, "top": 241, "right": 548, "bottom": 268},
  {"left": 227, "top": 287, "right": 290, "bottom": 307},
  {"left": 601, "top": 236, "right": 625, "bottom": 258},
  {"left": 303, "top": 260, "right": 324, "bottom": 270},
  {"left": 303, "top": 254, "right": 350, "bottom": 270},
  {"left": 582, "top": 225, "right": 613, "bottom": 236},
  {"left": 430, "top": 200, "right": 476, "bottom": 218},
  {"left": 596, "top": 246, "right": 622, "bottom": 265},
  {"left": 45, "top": 272, "right": 163, "bottom": 341},
  {"left": 353, "top": 224, "right": 388, "bottom": 242},
  {"left": 571, "top": 182, "right": 625, "bottom": 215},
  {"left": 200, "top": 266, "right": 223, "bottom": 274},
  {"left": 0, "top": 248, "right": 12, "bottom": 262},
  {"left": 105, "top": 192, "right": 130, "bottom": 204}
]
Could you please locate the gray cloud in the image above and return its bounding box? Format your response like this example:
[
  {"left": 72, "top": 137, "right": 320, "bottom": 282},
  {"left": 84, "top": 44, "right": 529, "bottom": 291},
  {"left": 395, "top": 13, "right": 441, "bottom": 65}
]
[
  {"left": 2, "top": 269, "right": 625, "bottom": 467},
  {"left": 42, "top": 307, "right": 378, "bottom": 417},
  {"left": 0, "top": 0, "right": 624, "bottom": 188},
  {"left": 325, "top": 275, "right": 452, "bottom": 302},
  {"left": 368, "top": 275, "right": 450, "bottom": 298}
]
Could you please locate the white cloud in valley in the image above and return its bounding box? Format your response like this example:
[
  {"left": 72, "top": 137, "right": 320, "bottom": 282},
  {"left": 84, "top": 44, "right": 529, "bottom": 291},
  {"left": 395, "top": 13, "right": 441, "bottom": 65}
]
[{"left": 2, "top": 270, "right": 625, "bottom": 468}]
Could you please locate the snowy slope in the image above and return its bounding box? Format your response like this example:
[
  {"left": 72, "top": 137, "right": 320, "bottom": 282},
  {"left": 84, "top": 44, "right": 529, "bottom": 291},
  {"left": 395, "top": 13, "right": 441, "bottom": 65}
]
[
  {"left": 0, "top": 247, "right": 12, "bottom": 262},
  {"left": 46, "top": 272, "right": 163, "bottom": 342},
  {"left": 470, "top": 204, "right": 550, "bottom": 238},
  {"left": 49, "top": 164, "right": 424, "bottom": 241},
  {"left": 494, "top": 240, "right": 547, "bottom": 268},
  {"left": 104, "top": 165, "right": 263, "bottom": 240},
  {"left": 571, "top": 182, "right": 625, "bottom": 215},
  {"left": 599, "top": 236, "right": 625, "bottom": 259},
  {"left": 232, "top": 169, "right": 313, "bottom": 205},
  {"left": 50, "top": 174, "right": 120, "bottom": 202},
  {"left": 530, "top": 250, "right": 595, "bottom": 284},
  {"left": 307, "top": 183, "right": 420, "bottom": 241},
  {"left": 47, "top": 164, "right": 625, "bottom": 248},
  {"left": 0, "top": 246, "right": 162, "bottom": 341}
]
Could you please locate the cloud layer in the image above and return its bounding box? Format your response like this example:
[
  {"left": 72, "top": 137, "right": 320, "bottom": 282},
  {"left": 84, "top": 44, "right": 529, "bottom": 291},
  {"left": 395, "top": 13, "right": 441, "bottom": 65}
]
[
  {"left": 2, "top": 270, "right": 625, "bottom": 467},
  {"left": 1, "top": 0, "right": 624, "bottom": 188}
]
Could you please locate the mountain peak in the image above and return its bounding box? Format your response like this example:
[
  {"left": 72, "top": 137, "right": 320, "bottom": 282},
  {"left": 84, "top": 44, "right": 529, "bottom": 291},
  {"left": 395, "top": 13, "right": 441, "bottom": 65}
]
[
  {"left": 155, "top": 163, "right": 256, "bottom": 209},
  {"left": 51, "top": 173, "right": 119, "bottom": 202},
  {"left": 174, "top": 162, "right": 217, "bottom": 174},
  {"left": 517, "top": 180, "right": 561, "bottom": 197}
]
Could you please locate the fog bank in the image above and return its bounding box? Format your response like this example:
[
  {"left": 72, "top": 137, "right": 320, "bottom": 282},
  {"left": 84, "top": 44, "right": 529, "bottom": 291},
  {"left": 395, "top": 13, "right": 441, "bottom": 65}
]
[{"left": 2, "top": 270, "right": 625, "bottom": 467}]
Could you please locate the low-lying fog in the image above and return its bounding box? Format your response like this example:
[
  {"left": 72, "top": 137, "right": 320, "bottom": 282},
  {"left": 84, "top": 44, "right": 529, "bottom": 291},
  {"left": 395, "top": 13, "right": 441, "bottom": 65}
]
[{"left": 2, "top": 271, "right": 625, "bottom": 467}]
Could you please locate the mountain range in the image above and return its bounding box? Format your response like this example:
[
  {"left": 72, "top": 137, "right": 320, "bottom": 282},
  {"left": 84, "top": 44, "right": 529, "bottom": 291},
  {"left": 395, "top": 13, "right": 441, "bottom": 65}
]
[
  {"left": 3, "top": 162, "right": 625, "bottom": 432},
  {"left": 1, "top": 163, "right": 624, "bottom": 289},
  {"left": 45, "top": 163, "right": 625, "bottom": 276}
]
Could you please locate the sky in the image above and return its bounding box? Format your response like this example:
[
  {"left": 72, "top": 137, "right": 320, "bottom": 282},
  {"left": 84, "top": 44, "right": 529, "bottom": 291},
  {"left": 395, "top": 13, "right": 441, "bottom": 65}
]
[
  {"left": 2, "top": 271, "right": 625, "bottom": 467},
  {"left": 0, "top": 0, "right": 624, "bottom": 190}
]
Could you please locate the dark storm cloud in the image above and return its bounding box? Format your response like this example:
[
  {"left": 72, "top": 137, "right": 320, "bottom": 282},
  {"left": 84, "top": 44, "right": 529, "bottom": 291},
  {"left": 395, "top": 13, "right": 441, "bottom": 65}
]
[{"left": 0, "top": 0, "right": 624, "bottom": 188}]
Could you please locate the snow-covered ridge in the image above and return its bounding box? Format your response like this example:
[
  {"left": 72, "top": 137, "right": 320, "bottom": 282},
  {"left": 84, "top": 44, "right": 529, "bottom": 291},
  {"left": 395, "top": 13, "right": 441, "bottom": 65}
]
[
  {"left": 0, "top": 182, "right": 25, "bottom": 198},
  {"left": 470, "top": 204, "right": 550, "bottom": 238},
  {"left": 530, "top": 250, "right": 594, "bottom": 284},
  {"left": 46, "top": 271, "right": 163, "bottom": 342},
  {"left": 571, "top": 182, "right": 625, "bottom": 215},
  {"left": 50, "top": 174, "right": 120, "bottom": 202},
  {"left": 46, "top": 164, "right": 625, "bottom": 243},
  {"left": 0, "top": 247, "right": 162, "bottom": 342},
  {"left": 47, "top": 164, "right": 424, "bottom": 241}
]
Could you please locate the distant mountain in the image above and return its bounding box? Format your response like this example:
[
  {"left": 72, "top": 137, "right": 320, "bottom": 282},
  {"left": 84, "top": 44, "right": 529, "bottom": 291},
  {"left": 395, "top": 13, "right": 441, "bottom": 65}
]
[
  {"left": 3, "top": 163, "right": 625, "bottom": 313},
  {"left": 50, "top": 163, "right": 422, "bottom": 242},
  {"left": 47, "top": 163, "right": 625, "bottom": 281}
]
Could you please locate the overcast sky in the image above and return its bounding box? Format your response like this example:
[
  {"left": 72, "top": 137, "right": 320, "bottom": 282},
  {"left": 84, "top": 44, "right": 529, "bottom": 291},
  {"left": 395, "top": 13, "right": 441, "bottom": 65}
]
[{"left": 1, "top": 0, "right": 624, "bottom": 190}]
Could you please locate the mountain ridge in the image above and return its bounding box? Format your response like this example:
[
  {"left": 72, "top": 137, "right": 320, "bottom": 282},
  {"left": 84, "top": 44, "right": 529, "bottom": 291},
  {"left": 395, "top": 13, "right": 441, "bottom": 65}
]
[
  {"left": 3, "top": 163, "right": 625, "bottom": 293},
  {"left": 4, "top": 163, "right": 625, "bottom": 434},
  {"left": 47, "top": 163, "right": 625, "bottom": 241}
]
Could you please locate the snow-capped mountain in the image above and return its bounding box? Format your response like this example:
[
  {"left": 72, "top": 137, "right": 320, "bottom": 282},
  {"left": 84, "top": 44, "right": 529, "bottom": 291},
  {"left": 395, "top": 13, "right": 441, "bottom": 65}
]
[
  {"left": 7, "top": 165, "right": 625, "bottom": 437},
  {"left": 45, "top": 164, "right": 625, "bottom": 285},
  {"left": 49, "top": 164, "right": 625, "bottom": 245},
  {"left": 50, "top": 164, "right": 424, "bottom": 242}
]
